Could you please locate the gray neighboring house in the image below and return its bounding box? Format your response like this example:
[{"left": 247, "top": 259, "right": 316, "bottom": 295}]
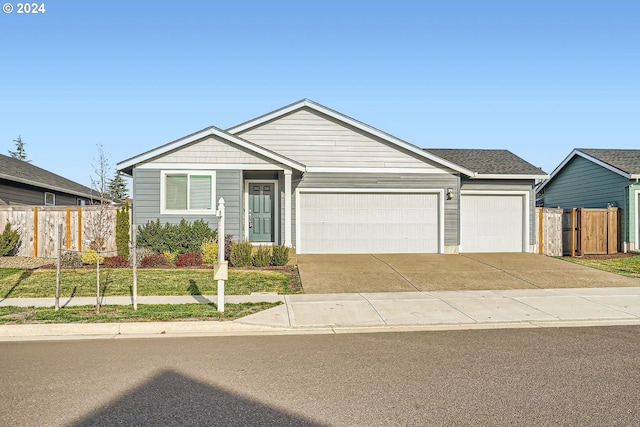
[
  {"left": 117, "top": 99, "right": 548, "bottom": 254},
  {"left": 538, "top": 148, "right": 640, "bottom": 252},
  {"left": 0, "top": 153, "right": 94, "bottom": 206}
]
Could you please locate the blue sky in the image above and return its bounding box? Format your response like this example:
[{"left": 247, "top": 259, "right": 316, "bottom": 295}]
[{"left": 1, "top": 0, "right": 638, "bottom": 189}]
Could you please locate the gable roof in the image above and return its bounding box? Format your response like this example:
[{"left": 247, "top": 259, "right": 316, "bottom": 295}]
[
  {"left": 227, "top": 99, "right": 477, "bottom": 176},
  {"left": 538, "top": 148, "right": 640, "bottom": 192},
  {"left": 117, "top": 125, "right": 306, "bottom": 175},
  {"left": 0, "top": 153, "right": 94, "bottom": 199},
  {"left": 424, "top": 149, "right": 548, "bottom": 179}
]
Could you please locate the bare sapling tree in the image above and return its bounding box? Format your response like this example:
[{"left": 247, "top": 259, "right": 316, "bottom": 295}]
[{"left": 87, "top": 143, "right": 114, "bottom": 314}]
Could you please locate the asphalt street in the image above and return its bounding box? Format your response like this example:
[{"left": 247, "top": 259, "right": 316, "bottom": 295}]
[{"left": 1, "top": 326, "right": 639, "bottom": 426}]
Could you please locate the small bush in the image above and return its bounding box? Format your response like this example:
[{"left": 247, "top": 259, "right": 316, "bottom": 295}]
[
  {"left": 81, "top": 248, "right": 105, "bottom": 265},
  {"left": 162, "top": 251, "right": 178, "bottom": 265},
  {"left": 176, "top": 252, "right": 203, "bottom": 267},
  {"left": 103, "top": 255, "right": 130, "bottom": 268},
  {"left": 140, "top": 253, "right": 169, "bottom": 268},
  {"left": 200, "top": 239, "right": 218, "bottom": 264},
  {"left": 130, "top": 247, "right": 155, "bottom": 266},
  {"left": 230, "top": 240, "right": 252, "bottom": 267},
  {"left": 60, "top": 251, "right": 82, "bottom": 268},
  {"left": 271, "top": 245, "right": 289, "bottom": 266},
  {"left": 0, "top": 222, "right": 20, "bottom": 256},
  {"left": 224, "top": 234, "right": 233, "bottom": 261},
  {"left": 253, "top": 246, "right": 271, "bottom": 267}
]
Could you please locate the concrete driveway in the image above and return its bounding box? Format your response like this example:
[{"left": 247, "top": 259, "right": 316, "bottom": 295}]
[{"left": 297, "top": 253, "right": 640, "bottom": 293}]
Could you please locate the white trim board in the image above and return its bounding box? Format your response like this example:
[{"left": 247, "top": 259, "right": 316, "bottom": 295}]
[
  {"left": 635, "top": 189, "right": 640, "bottom": 251},
  {"left": 295, "top": 187, "right": 445, "bottom": 254}
]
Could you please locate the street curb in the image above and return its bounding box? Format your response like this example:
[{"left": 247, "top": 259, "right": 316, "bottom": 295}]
[{"left": 2, "top": 318, "right": 639, "bottom": 342}]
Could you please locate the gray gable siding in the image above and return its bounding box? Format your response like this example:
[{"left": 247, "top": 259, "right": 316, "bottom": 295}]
[
  {"left": 148, "top": 136, "right": 277, "bottom": 166},
  {"left": 461, "top": 178, "right": 537, "bottom": 245},
  {"left": 296, "top": 172, "right": 459, "bottom": 248},
  {"left": 237, "top": 109, "right": 445, "bottom": 170},
  {"left": 132, "top": 168, "right": 242, "bottom": 239},
  {"left": 544, "top": 156, "right": 629, "bottom": 208}
]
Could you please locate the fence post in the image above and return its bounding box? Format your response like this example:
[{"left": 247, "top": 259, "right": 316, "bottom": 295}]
[
  {"left": 33, "top": 207, "right": 38, "bottom": 257},
  {"left": 55, "top": 224, "right": 62, "bottom": 311},
  {"left": 538, "top": 208, "right": 543, "bottom": 255}
]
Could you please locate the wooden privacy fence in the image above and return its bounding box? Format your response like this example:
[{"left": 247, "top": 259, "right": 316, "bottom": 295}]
[
  {"left": 536, "top": 207, "right": 563, "bottom": 256},
  {"left": 562, "top": 207, "right": 619, "bottom": 256},
  {"left": 0, "top": 205, "right": 121, "bottom": 258}
]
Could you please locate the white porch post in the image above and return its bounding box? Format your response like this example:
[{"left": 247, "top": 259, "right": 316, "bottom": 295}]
[{"left": 284, "top": 169, "right": 292, "bottom": 247}]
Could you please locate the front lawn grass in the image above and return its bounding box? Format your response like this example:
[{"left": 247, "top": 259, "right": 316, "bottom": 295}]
[
  {"left": 0, "top": 267, "right": 301, "bottom": 299},
  {"left": 0, "top": 302, "right": 281, "bottom": 324},
  {"left": 564, "top": 255, "right": 640, "bottom": 280}
]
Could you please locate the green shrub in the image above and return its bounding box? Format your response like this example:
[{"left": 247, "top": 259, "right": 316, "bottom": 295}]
[
  {"left": 271, "top": 244, "right": 289, "bottom": 266},
  {"left": 60, "top": 251, "right": 82, "bottom": 268},
  {"left": 115, "top": 202, "right": 130, "bottom": 258},
  {"left": 176, "top": 252, "right": 203, "bottom": 267},
  {"left": 0, "top": 222, "right": 20, "bottom": 256},
  {"left": 200, "top": 239, "right": 218, "bottom": 264},
  {"left": 253, "top": 246, "right": 271, "bottom": 267},
  {"left": 81, "top": 248, "right": 104, "bottom": 265},
  {"left": 137, "top": 219, "right": 217, "bottom": 255},
  {"left": 230, "top": 240, "right": 252, "bottom": 267}
]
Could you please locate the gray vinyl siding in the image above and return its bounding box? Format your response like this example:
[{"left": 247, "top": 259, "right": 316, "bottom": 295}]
[
  {"left": 237, "top": 109, "right": 445, "bottom": 170},
  {"left": 0, "top": 179, "right": 90, "bottom": 206},
  {"left": 544, "top": 155, "right": 632, "bottom": 243},
  {"left": 460, "top": 178, "right": 536, "bottom": 245},
  {"left": 132, "top": 168, "right": 242, "bottom": 239},
  {"left": 295, "top": 172, "right": 459, "bottom": 247},
  {"left": 149, "top": 135, "right": 277, "bottom": 166}
]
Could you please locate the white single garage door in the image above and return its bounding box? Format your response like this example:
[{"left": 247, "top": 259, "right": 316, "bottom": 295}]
[
  {"left": 298, "top": 192, "right": 440, "bottom": 254},
  {"left": 460, "top": 194, "right": 525, "bottom": 252}
]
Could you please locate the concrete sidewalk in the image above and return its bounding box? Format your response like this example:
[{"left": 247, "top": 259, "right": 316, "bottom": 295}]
[{"left": 1, "top": 287, "right": 640, "bottom": 340}]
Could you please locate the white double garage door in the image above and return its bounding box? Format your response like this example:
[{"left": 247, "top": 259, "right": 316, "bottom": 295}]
[{"left": 297, "top": 190, "right": 527, "bottom": 254}]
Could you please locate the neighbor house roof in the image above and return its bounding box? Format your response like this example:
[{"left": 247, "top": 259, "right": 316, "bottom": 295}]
[
  {"left": 227, "top": 99, "right": 477, "bottom": 177},
  {"left": 424, "top": 149, "right": 548, "bottom": 179},
  {"left": 0, "top": 153, "right": 94, "bottom": 199},
  {"left": 538, "top": 148, "right": 640, "bottom": 192}
]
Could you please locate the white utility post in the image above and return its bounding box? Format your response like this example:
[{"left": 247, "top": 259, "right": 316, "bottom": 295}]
[{"left": 215, "top": 197, "right": 228, "bottom": 313}]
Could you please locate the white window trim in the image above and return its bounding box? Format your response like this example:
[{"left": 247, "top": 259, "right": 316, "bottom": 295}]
[
  {"left": 244, "top": 180, "right": 279, "bottom": 243},
  {"left": 44, "top": 192, "right": 55, "bottom": 206},
  {"left": 634, "top": 188, "right": 639, "bottom": 251},
  {"left": 459, "top": 190, "right": 530, "bottom": 252},
  {"left": 295, "top": 188, "right": 445, "bottom": 254},
  {"left": 160, "top": 170, "right": 216, "bottom": 215}
]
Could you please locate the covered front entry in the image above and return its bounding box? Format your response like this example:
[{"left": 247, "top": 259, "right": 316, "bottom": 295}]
[
  {"left": 297, "top": 190, "right": 442, "bottom": 254},
  {"left": 247, "top": 181, "right": 275, "bottom": 242},
  {"left": 460, "top": 192, "right": 527, "bottom": 252}
]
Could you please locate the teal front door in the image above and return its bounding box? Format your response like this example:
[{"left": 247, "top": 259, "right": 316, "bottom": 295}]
[{"left": 249, "top": 183, "right": 274, "bottom": 242}]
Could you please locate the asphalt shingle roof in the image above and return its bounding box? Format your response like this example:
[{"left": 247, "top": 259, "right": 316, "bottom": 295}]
[
  {"left": 577, "top": 149, "right": 640, "bottom": 175},
  {"left": 424, "top": 149, "right": 546, "bottom": 175},
  {"left": 0, "top": 153, "right": 94, "bottom": 197}
]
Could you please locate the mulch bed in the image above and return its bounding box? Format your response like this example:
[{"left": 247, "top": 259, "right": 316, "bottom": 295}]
[{"left": 0, "top": 256, "right": 56, "bottom": 269}]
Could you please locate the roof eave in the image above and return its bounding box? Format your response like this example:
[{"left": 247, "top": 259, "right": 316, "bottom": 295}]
[
  {"left": 117, "top": 127, "right": 306, "bottom": 173},
  {"left": 0, "top": 173, "right": 94, "bottom": 199},
  {"left": 473, "top": 173, "right": 549, "bottom": 180}
]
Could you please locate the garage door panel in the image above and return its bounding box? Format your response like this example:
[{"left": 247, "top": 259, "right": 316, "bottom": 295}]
[
  {"left": 299, "top": 192, "right": 440, "bottom": 254},
  {"left": 461, "top": 194, "right": 524, "bottom": 253}
]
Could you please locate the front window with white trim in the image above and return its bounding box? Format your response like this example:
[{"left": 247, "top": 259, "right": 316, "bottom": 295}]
[{"left": 161, "top": 171, "right": 215, "bottom": 214}]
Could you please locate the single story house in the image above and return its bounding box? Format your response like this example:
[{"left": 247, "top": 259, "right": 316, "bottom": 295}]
[
  {"left": 117, "top": 99, "right": 548, "bottom": 254},
  {"left": 537, "top": 148, "right": 640, "bottom": 252},
  {"left": 0, "top": 153, "right": 94, "bottom": 206}
]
